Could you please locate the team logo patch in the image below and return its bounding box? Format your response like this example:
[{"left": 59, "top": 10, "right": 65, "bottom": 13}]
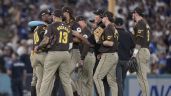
[{"left": 77, "top": 28, "right": 81, "bottom": 33}]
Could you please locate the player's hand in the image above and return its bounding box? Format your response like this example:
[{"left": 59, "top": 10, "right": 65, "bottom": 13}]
[{"left": 34, "top": 46, "right": 40, "bottom": 53}]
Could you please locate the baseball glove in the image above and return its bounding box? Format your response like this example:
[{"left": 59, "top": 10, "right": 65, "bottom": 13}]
[
  {"left": 127, "top": 57, "right": 138, "bottom": 73},
  {"left": 93, "top": 26, "right": 104, "bottom": 43}
]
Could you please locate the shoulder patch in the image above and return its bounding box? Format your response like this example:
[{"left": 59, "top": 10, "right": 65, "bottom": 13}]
[{"left": 77, "top": 28, "right": 81, "bottom": 33}]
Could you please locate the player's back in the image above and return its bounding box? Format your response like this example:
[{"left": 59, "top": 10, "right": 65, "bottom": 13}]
[{"left": 48, "top": 22, "right": 72, "bottom": 51}]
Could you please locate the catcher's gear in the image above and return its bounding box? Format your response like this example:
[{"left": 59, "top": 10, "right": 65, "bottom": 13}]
[{"left": 127, "top": 57, "right": 138, "bottom": 73}]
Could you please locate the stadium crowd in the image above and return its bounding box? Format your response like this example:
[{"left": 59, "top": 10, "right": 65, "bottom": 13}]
[{"left": 0, "top": 0, "right": 170, "bottom": 95}]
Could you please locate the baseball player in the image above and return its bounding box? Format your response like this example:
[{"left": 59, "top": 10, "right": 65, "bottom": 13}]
[
  {"left": 92, "top": 8, "right": 112, "bottom": 96},
  {"left": 62, "top": 6, "right": 92, "bottom": 96},
  {"left": 30, "top": 9, "right": 52, "bottom": 96},
  {"left": 62, "top": 6, "right": 82, "bottom": 69},
  {"left": 76, "top": 16, "right": 96, "bottom": 96},
  {"left": 92, "top": 9, "right": 105, "bottom": 72},
  {"left": 88, "top": 9, "right": 111, "bottom": 96},
  {"left": 131, "top": 7, "right": 151, "bottom": 96},
  {"left": 37, "top": 9, "right": 73, "bottom": 96},
  {"left": 114, "top": 17, "right": 135, "bottom": 96},
  {"left": 93, "top": 11, "right": 119, "bottom": 96}
]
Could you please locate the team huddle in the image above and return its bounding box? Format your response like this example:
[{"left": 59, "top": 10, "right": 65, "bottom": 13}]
[{"left": 29, "top": 6, "right": 151, "bottom": 96}]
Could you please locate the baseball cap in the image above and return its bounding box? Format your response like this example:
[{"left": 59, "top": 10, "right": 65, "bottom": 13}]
[
  {"left": 52, "top": 9, "right": 63, "bottom": 18},
  {"left": 93, "top": 9, "right": 105, "bottom": 17},
  {"left": 114, "top": 17, "right": 124, "bottom": 26},
  {"left": 39, "top": 9, "right": 51, "bottom": 19},
  {"left": 102, "top": 11, "right": 114, "bottom": 22},
  {"left": 62, "top": 6, "right": 73, "bottom": 15},
  {"left": 75, "top": 16, "right": 86, "bottom": 22},
  {"left": 132, "top": 7, "right": 145, "bottom": 16}
]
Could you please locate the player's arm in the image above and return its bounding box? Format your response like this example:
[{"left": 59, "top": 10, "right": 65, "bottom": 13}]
[
  {"left": 37, "top": 36, "right": 49, "bottom": 48},
  {"left": 80, "top": 31, "right": 92, "bottom": 60},
  {"left": 73, "top": 37, "right": 81, "bottom": 43},
  {"left": 72, "top": 32, "right": 93, "bottom": 47},
  {"left": 36, "top": 25, "right": 52, "bottom": 51},
  {"left": 102, "top": 26, "right": 117, "bottom": 47},
  {"left": 71, "top": 23, "right": 82, "bottom": 43}
]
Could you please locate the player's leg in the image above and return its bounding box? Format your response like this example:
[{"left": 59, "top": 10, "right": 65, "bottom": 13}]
[
  {"left": 39, "top": 52, "right": 61, "bottom": 96},
  {"left": 35, "top": 53, "right": 46, "bottom": 96},
  {"left": 107, "top": 53, "right": 118, "bottom": 96},
  {"left": 93, "top": 53, "right": 117, "bottom": 96},
  {"left": 70, "top": 49, "right": 81, "bottom": 95},
  {"left": 51, "top": 72, "right": 65, "bottom": 96},
  {"left": 116, "top": 61, "right": 123, "bottom": 96},
  {"left": 79, "top": 52, "right": 95, "bottom": 96},
  {"left": 136, "top": 48, "right": 150, "bottom": 96},
  {"left": 93, "top": 53, "right": 100, "bottom": 96},
  {"left": 30, "top": 54, "right": 37, "bottom": 96},
  {"left": 122, "top": 61, "right": 129, "bottom": 89},
  {"left": 59, "top": 51, "right": 73, "bottom": 96}
]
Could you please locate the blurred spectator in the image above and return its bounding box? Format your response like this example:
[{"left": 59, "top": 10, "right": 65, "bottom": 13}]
[
  {"left": 9, "top": 52, "right": 27, "bottom": 96},
  {"left": 0, "top": 57, "right": 12, "bottom": 96},
  {"left": 18, "top": 40, "right": 32, "bottom": 73},
  {"left": 2, "top": 46, "right": 13, "bottom": 75}
]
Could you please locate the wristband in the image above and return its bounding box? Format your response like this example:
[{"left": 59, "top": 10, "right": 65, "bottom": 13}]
[
  {"left": 133, "top": 48, "right": 139, "bottom": 57},
  {"left": 69, "top": 43, "right": 73, "bottom": 50}
]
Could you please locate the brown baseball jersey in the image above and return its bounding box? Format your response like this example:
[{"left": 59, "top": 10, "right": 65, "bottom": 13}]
[
  {"left": 98, "top": 23, "right": 119, "bottom": 53},
  {"left": 45, "top": 22, "right": 72, "bottom": 51},
  {"left": 79, "top": 27, "right": 94, "bottom": 60},
  {"left": 133, "top": 19, "right": 150, "bottom": 48},
  {"left": 68, "top": 20, "right": 82, "bottom": 49},
  {"left": 33, "top": 25, "right": 48, "bottom": 52}
]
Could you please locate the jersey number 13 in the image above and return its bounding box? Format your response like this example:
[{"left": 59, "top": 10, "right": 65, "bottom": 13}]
[{"left": 59, "top": 31, "right": 68, "bottom": 44}]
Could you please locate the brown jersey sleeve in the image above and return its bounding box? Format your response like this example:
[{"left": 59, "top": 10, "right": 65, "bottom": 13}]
[
  {"left": 37, "top": 24, "right": 53, "bottom": 50},
  {"left": 45, "top": 24, "right": 53, "bottom": 38}
]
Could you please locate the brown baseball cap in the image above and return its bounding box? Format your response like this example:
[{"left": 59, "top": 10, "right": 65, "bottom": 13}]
[
  {"left": 52, "top": 9, "right": 63, "bottom": 18},
  {"left": 114, "top": 17, "right": 124, "bottom": 26},
  {"left": 93, "top": 9, "right": 105, "bottom": 17},
  {"left": 39, "top": 9, "right": 51, "bottom": 18},
  {"left": 102, "top": 11, "right": 114, "bottom": 22},
  {"left": 75, "top": 16, "right": 86, "bottom": 22},
  {"left": 132, "top": 7, "right": 145, "bottom": 16}
]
